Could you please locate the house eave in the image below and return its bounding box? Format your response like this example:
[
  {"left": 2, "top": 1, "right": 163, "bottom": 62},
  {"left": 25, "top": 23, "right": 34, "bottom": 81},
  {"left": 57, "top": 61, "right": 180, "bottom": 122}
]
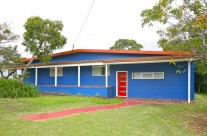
[{"left": 18, "top": 56, "right": 191, "bottom": 69}]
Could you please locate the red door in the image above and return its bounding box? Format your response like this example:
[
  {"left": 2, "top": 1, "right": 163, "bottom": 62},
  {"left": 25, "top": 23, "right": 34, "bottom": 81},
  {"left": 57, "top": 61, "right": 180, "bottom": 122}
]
[{"left": 117, "top": 72, "right": 127, "bottom": 97}]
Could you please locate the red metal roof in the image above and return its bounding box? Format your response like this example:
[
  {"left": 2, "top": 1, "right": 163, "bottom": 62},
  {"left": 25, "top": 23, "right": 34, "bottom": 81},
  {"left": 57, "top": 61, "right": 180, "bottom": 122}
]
[{"left": 24, "top": 49, "right": 192, "bottom": 62}]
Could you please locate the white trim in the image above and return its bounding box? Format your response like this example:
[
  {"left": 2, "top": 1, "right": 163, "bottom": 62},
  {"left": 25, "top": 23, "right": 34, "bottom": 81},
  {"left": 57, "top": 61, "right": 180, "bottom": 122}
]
[
  {"left": 78, "top": 66, "right": 80, "bottom": 87},
  {"left": 188, "top": 61, "right": 191, "bottom": 104},
  {"left": 29, "top": 62, "right": 104, "bottom": 69},
  {"left": 55, "top": 67, "right": 57, "bottom": 86},
  {"left": 116, "top": 71, "right": 128, "bottom": 97},
  {"left": 105, "top": 64, "right": 108, "bottom": 87},
  {"left": 35, "top": 68, "right": 38, "bottom": 86}
]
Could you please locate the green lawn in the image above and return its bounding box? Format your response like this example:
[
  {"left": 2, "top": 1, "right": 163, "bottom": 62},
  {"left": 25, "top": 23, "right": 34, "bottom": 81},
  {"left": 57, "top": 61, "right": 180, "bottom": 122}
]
[{"left": 0, "top": 94, "right": 206, "bottom": 136}]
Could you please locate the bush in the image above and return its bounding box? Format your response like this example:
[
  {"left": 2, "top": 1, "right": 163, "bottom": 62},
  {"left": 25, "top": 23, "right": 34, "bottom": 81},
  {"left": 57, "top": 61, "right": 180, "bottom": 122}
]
[{"left": 0, "top": 78, "right": 40, "bottom": 98}]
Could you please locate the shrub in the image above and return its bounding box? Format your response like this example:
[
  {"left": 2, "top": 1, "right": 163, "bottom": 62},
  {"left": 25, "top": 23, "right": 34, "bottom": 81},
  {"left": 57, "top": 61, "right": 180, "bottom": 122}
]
[{"left": 0, "top": 78, "right": 40, "bottom": 98}]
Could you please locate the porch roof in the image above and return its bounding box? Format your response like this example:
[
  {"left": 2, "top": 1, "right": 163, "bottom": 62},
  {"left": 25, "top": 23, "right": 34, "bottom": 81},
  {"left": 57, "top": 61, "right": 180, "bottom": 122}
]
[{"left": 21, "top": 56, "right": 191, "bottom": 68}]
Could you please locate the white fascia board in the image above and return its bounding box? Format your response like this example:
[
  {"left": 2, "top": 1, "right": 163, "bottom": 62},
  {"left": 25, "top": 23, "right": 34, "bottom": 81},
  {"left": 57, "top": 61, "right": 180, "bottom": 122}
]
[{"left": 28, "top": 62, "right": 104, "bottom": 68}]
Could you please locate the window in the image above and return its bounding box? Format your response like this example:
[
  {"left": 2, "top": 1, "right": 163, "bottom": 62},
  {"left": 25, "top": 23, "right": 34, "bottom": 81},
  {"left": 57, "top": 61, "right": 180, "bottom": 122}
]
[
  {"left": 92, "top": 65, "right": 110, "bottom": 76},
  {"left": 154, "top": 72, "right": 164, "bottom": 79},
  {"left": 50, "top": 67, "right": 63, "bottom": 76},
  {"left": 132, "top": 72, "right": 164, "bottom": 79},
  {"left": 142, "top": 73, "right": 153, "bottom": 79}
]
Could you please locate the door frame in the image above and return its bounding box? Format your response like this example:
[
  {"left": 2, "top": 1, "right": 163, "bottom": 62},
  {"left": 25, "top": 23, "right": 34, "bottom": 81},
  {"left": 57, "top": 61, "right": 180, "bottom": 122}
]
[{"left": 116, "top": 71, "right": 128, "bottom": 97}]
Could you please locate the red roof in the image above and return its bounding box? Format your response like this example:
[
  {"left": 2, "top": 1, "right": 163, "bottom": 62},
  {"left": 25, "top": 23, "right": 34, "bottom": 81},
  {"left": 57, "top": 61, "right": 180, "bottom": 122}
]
[{"left": 24, "top": 49, "right": 192, "bottom": 62}]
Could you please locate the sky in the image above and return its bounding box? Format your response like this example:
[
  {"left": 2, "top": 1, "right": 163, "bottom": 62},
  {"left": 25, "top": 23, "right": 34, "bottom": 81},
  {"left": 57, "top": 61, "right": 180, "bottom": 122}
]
[{"left": 0, "top": 0, "right": 161, "bottom": 57}]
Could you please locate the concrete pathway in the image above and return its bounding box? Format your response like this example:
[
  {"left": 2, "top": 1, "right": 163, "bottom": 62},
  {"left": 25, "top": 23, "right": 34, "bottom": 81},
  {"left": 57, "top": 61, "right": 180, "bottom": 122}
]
[{"left": 19, "top": 101, "right": 143, "bottom": 121}]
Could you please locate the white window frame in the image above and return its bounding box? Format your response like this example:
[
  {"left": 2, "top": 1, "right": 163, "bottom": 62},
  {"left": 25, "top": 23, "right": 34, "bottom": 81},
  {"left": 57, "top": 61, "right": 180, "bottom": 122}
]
[
  {"left": 92, "top": 65, "right": 110, "bottom": 76},
  {"left": 132, "top": 72, "right": 164, "bottom": 79},
  {"left": 50, "top": 67, "right": 63, "bottom": 77}
]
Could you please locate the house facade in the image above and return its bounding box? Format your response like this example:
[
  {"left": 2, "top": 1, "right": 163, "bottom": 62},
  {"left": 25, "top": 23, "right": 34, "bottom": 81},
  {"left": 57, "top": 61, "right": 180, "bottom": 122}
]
[{"left": 24, "top": 49, "right": 194, "bottom": 103}]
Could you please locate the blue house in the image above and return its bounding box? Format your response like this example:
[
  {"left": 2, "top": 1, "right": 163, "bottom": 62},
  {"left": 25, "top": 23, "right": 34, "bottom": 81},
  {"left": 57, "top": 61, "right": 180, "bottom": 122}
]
[{"left": 25, "top": 49, "right": 194, "bottom": 103}]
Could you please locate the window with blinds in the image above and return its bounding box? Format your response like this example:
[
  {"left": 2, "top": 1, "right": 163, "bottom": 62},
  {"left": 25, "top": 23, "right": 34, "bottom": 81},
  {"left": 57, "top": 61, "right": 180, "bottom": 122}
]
[{"left": 132, "top": 72, "right": 164, "bottom": 79}]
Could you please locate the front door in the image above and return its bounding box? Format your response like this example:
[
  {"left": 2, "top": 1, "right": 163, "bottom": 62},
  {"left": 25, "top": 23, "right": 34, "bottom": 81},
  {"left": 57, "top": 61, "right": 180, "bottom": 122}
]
[{"left": 116, "top": 71, "right": 127, "bottom": 97}]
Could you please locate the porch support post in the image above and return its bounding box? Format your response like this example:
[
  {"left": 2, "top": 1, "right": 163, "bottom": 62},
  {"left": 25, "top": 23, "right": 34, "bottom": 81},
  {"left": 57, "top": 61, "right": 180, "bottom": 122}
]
[
  {"left": 78, "top": 66, "right": 80, "bottom": 87},
  {"left": 55, "top": 67, "right": 57, "bottom": 86},
  {"left": 105, "top": 64, "right": 108, "bottom": 87},
  {"left": 35, "top": 68, "right": 38, "bottom": 86},
  {"left": 188, "top": 61, "right": 191, "bottom": 104}
]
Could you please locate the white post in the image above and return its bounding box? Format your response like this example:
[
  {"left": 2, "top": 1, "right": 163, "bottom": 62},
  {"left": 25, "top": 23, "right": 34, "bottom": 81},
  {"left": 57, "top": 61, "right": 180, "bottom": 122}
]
[
  {"left": 35, "top": 68, "right": 38, "bottom": 86},
  {"left": 78, "top": 66, "right": 80, "bottom": 87},
  {"left": 105, "top": 64, "right": 108, "bottom": 87},
  {"left": 55, "top": 67, "right": 57, "bottom": 86},
  {"left": 188, "top": 61, "right": 191, "bottom": 104}
]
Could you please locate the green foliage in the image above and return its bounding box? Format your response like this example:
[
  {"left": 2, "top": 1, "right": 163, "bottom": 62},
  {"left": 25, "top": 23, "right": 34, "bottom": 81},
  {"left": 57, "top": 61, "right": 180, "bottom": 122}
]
[
  {"left": 0, "top": 23, "right": 22, "bottom": 79},
  {"left": 20, "top": 16, "right": 67, "bottom": 82},
  {"left": 0, "top": 23, "right": 19, "bottom": 43},
  {"left": 110, "top": 39, "right": 143, "bottom": 50},
  {"left": 141, "top": 0, "right": 207, "bottom": 75},
  {"left": 0, "top": 45, "right": 23, "bottom": 79},
  {"left": 0, "top": 78, "right": 40, "bottom": 98},
  {"left": 195, "top": 72, "right": 207, "bottom": 93},
  {"left": 22, "top": 16, "right": 67, "bottom": 63}
]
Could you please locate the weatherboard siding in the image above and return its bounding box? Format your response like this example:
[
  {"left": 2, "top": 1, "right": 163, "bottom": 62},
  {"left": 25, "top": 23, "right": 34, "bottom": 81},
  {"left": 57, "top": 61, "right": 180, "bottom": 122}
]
[
  {"left": 25, "top": 61, "right": 194, "bottom": 100},
  {"left": 31, "top": 52, "right": 164, "bottom": 64},
  {"left": 108, "top": 62, "right": 194, "bottom": 100}
]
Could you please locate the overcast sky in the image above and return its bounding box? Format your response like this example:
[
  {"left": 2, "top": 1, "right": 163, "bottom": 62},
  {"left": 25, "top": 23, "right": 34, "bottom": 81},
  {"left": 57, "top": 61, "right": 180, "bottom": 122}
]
[{"left": 0, "top": 0, "right": 161, "bottom": 56}]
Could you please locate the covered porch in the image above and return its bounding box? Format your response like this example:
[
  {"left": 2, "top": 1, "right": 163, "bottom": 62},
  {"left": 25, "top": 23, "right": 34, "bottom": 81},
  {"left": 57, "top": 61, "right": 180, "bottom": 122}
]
[{"left": 25, "top": 56, "right": 193, "bottom": 103}]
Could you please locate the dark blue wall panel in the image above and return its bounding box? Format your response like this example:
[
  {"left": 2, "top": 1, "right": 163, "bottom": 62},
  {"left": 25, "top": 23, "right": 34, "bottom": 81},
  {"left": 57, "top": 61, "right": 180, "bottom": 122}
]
[
  {"left": 80, "top": 66, "right": 105, "bottom": 86},
  {"left": 38, "top": 68, "right": 54, "bottom": 85},
  {"left": 191, "top": 62, "right": 194, "bottom": 100},
  {"left": 32, "top": 52, "right": 163, "bottom": 64},
  {"left": 39, "top": 86, "right": 114, "bottom": 97},
  {"left": 25, "top": 69, "right": 35, "bottom": 84},
  {"left": 58, "top": 67, "right": 78, "bottom": 85}
]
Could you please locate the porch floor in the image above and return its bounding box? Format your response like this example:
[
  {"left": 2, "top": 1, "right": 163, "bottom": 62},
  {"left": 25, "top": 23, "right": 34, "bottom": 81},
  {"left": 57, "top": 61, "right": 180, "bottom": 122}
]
[{"left": 19, "top": 101, "right": 143, "bottom": 121}]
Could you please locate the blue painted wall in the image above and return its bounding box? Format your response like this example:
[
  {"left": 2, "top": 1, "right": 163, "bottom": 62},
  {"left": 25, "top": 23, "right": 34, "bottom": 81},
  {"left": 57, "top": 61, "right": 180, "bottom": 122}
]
[
  {"left": 108, "top": 62, "right": 194, "bottom": 100},
  {"left": 26, "top": 52, "right": 194, "bottom": 100},
  {"left": 58, "top": 67, "right": 78, "bottom": 85},
  {"left": 80, "top": 66, "right": 105, "bottom": 86},
  {"left": 191, "top": 62, "right": 195, "bottom": 100},
  {"left": 25, "top": 69, "right": 35, "bottom": 84},
  {"left": 27, "top": 61, "right": 194, "bottom": 100},
  {"left": 32, "top": 52, "right": 164, "bottom": 64},
  {"left": 39, "top": 86, "right": 114, "bottom": 98}
]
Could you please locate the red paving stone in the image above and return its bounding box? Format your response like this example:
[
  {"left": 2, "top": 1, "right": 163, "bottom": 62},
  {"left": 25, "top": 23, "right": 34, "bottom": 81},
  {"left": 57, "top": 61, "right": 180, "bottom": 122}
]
[{"left": 19, "top": 101, "right": 143, "bottom": 121}]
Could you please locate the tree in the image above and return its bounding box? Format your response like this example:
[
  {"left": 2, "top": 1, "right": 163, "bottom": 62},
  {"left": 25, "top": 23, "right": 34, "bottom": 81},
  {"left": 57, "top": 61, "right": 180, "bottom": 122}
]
[
  {"left": 0, "top": 23, "right": 21, "bottom": 79},
  {"left": 140, "top": 0, "right": 207, "bottom": 74},
  {"left": 0, "top": 23, "right": 19, "bottom": 44},
  {"left": 20, "top": 16, "right": 67, "bottom": 82},
  {"left": 0, "top": 46, "right": 23, "bottom": 79},
  {"left": 110, "top": 39, "right": 143, "bottom": 50}
]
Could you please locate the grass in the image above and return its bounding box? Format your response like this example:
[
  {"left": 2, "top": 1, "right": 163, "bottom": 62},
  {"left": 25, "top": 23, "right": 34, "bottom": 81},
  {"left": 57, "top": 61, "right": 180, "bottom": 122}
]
[{"left": 0, "top": 94, "right": 207, "bottom": 136}]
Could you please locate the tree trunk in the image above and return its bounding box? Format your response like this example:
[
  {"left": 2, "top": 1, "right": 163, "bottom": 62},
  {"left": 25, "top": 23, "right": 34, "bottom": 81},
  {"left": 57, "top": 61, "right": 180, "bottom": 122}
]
[
  {"left": 19, "top": 55, "right": 34, "bottom": 84},
  {"left": 5, "top": 68, "right": 17, "bottom": 79}
]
